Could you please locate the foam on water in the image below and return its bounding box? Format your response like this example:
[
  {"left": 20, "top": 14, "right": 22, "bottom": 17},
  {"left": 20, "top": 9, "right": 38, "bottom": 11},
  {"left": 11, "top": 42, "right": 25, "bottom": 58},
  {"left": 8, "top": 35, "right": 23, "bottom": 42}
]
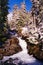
[{"left": 2, "top": 37, "right": 36, "bottom": 63}]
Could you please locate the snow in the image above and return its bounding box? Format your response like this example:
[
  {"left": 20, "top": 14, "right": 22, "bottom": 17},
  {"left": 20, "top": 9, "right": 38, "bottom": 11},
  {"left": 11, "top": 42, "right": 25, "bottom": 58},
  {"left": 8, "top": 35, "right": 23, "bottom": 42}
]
[
  {"left": 2, "top": 37, "right": 36, "bottom": 63},
  {"left": 21, "top": 27, "right": 29, "bottom": 36},
  {"left": 27, "top": 37, "right": 38, "bottom": 45},
  {"left": 7, "top": 12, "right": 13, "bottom": 24}
]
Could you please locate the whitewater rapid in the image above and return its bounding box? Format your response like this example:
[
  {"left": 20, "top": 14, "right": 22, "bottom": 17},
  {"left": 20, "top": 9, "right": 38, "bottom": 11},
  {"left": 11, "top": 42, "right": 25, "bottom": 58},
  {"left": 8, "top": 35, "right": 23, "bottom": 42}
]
[{"left": 2, "top": 37, "right": 36, "bottom": 63}]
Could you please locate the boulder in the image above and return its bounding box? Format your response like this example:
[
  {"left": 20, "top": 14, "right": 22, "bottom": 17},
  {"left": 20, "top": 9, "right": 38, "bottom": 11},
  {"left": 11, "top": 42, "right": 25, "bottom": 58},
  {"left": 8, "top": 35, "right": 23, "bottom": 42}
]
[
  {"left": 23, "top": 36, "right": 43, "bottom": 61},
  {"left": 27, "top": 42, "right": 43, "bottom": 60},
  {"left": 0, "top": 37, "right": 22, "bottom": 60}
]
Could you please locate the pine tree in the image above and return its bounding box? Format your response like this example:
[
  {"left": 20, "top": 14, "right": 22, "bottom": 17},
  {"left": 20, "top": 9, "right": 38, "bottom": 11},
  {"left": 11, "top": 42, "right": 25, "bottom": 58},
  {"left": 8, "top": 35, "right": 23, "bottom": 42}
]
[
  {"left": 31, "top": 0, "right": 43, "bottom": 27},
  {"left": 11, "top": 3, "right": 30, "bottom": 31},
  {"left": 31, "top": 0, "right": 43, "bottom": 50},
  {"left": 0, "top": 0, "right": 9, "bottom": 43}
]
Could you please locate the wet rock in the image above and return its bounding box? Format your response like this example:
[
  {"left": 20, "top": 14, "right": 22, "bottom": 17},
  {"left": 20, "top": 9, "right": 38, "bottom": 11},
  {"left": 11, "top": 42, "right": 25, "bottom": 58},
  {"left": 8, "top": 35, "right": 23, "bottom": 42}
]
[
  {"left": 23, "top": 37, "right": 43, "bottom": 61},
  {"left": 27, "top": 42, "right": 43, "bottom": 60},
  {"left": 0, "top": 37, "right": 22, "bottom": 60},
  {"left": 3, "top": 57, "right": 23, "bottom": 65}
]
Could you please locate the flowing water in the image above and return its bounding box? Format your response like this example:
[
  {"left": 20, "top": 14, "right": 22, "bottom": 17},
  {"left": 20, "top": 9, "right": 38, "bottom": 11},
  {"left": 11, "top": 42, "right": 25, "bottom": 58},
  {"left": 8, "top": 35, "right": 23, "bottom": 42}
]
[{"left": 1, "top": 37, "right": 43, "bottom": 65}]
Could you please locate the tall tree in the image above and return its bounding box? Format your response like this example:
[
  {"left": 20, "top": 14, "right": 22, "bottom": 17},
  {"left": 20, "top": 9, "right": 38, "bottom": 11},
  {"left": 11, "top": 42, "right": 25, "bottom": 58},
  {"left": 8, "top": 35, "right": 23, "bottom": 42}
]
[
  {"left": 31, "top": 0, "right": 43, "bottom": 27},
  {"left": 0, "top": 0, "right": 9, "bottom": 43},
  {"left": 31, "top": 0, "right": 43, "bottom": 50}
]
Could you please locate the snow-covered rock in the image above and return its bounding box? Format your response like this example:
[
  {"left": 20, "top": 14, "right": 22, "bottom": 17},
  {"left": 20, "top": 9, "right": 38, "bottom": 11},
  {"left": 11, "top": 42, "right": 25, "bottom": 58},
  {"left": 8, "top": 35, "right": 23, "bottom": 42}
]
[{"left": 21, "top": 27, "right": 29, "bottom": 37}]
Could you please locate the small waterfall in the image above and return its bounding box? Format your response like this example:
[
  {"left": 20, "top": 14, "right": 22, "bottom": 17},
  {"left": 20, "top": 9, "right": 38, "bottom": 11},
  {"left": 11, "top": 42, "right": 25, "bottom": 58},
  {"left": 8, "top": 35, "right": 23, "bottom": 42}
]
[
  {"left": 18, "top": 37, "right": 27, "bottom": 53},
  {"left": 2, "top": 37, "right": 36, "bottom": 63}
]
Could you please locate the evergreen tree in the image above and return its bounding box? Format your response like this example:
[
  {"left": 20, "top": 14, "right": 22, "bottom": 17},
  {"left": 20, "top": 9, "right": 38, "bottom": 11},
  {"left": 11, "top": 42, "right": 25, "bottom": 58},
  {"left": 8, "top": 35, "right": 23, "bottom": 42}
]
[
  {"left": 31, "top": 0, "right": 43, "bottom": 50},
  {"left": 0, "top": 0, "right": 9, "bottom": 43},
  {"left": 31, "top": 0, "right": 43, "bottom": 27},
  {"left": 11, "top": 3, "right": 30, "bottom": 31}
]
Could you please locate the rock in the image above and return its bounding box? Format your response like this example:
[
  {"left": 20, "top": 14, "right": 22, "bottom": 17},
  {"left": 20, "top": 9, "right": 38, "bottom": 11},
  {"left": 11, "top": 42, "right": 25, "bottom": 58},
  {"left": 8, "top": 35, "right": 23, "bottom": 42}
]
[
  {"left": 0, "top": 37, "right": 22, "bottom": 60},
  {"left": 0, "top": 54, "right": 3, "bottom": 60},
  {"left": 22, "top": 36, "right": 43, "bottom": 61},
  {"left": 26, "top": 37, "right": 39, "bottom": 45},
  {"left": 27, "top": 42, "right": 43, "bottom": 60},
  {"left": 3, "top": 57, "right": 23, "bottom": 65}
]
